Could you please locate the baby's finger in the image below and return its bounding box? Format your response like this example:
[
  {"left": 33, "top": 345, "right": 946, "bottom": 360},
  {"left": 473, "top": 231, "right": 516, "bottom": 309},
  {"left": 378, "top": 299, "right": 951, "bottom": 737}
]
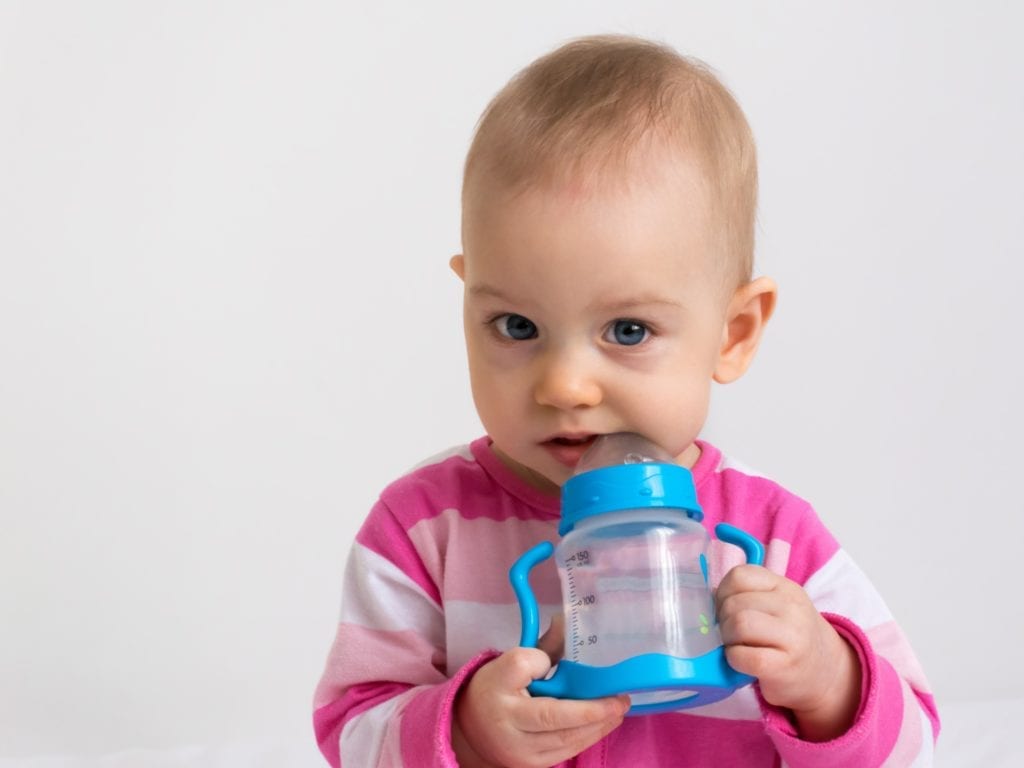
[
  {"left": 530, "top": 708, "right": 628, "bottom": 764},
  {"left": 718, "top": 604, "right": 786, "bottom": 649},
  {"left": 716, "top": 564, "right": 779, "bottom": 601},
  {"left": 518, "top": 694, "right": 630, "bottom": 734},
  {"left": 537, "top": 614, "right": 565, "bottom": 662},
  {"left": 717, "top": 589, "right": 787, "bottom": 622},
  {"left": 724, "top": 641, "right": 789, "bottom": 679},
  {"left": 494, "top": 646, "right": 555, "bottom": 691}
]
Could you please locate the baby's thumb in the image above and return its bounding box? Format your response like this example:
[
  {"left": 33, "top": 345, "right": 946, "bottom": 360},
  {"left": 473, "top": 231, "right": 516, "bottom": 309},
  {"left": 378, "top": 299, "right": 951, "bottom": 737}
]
[
  {"left": 498, "top": 646, "right": 554, "bottom": 691},
  {"left": 537, "top": 614, "right": 565, "bottom": 662}
]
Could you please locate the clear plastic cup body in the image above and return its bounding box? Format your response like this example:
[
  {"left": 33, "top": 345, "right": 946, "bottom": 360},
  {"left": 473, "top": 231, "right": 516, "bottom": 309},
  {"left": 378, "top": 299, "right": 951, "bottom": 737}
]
[{"left": 555, "top": 508, "right": 721, "bottom": 668}]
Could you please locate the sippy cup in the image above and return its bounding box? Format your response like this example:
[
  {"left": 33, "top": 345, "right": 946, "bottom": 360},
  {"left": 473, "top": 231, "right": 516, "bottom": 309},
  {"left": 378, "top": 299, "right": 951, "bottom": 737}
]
[{"left": 509, "top": 433, "right": 764, "bottom": 715}]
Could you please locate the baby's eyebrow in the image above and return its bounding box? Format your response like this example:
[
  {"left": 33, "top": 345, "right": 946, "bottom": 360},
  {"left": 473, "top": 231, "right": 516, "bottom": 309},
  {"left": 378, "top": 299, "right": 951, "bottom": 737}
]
[
  {"left": 467, "top": 284, "right": 514, "bottom": 302},
  {"left": 468, "top": 283, "right": 681, "bottom": 313},
  {"left": 588, "top": 295, "right": 682, "bottom": 313}
]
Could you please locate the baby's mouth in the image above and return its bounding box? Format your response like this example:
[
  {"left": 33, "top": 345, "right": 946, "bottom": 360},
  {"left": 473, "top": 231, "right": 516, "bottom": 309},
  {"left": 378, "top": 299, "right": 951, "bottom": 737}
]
[
  {"left": 542, "top": 434, "right": 599, "bottom": 467},
  {"left": 548, "top": 435, "right": 597, "bottom": 447}
]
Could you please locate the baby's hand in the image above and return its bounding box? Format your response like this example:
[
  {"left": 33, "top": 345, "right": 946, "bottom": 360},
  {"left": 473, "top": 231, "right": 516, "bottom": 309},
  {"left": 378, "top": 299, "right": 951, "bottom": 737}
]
[
  {"left": 452, "top": 617, "right": 629, "bottom": 768},
  {"left": 715, "top": 565, "right": 861, "bottom": 742}
]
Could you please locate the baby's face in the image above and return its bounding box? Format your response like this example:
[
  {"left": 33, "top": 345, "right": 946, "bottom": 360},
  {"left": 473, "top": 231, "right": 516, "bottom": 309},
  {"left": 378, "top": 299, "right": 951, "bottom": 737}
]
[{"left": 455, "top": 153, "right": 734, "bottom": 492}]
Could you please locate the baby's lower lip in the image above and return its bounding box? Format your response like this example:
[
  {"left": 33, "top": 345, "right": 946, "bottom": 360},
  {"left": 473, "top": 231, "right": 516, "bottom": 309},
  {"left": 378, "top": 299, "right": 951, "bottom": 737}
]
[{"left": 542, "top": 436, "right": 597, "bottom": 467}]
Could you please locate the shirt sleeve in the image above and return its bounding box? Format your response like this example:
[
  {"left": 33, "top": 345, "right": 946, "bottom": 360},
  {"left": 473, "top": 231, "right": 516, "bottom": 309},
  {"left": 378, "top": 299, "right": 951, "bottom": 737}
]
[
  {"left": 761, "top": 525, "right": 940, "bottom": 766},
  {"left": 312, "top": 498, "right": 492, "bottom": 767}
]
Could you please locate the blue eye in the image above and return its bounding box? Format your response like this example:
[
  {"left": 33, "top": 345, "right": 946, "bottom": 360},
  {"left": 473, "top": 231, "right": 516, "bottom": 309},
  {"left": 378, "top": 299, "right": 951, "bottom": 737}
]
[
  {"left": 495, "top": 313, "right": 538, "bottom": 340},
  {"left": 606, "top": 319, "right": 649, "bottom": 346}
]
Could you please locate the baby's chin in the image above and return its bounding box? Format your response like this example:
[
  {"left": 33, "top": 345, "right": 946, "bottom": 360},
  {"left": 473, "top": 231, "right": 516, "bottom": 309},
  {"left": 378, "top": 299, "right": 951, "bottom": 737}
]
[{"left": 490, "top": 443, "right": 565, "bottom": 494}]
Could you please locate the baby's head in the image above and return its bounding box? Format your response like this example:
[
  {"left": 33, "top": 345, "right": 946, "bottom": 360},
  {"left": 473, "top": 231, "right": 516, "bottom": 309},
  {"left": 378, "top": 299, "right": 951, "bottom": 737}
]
[
  {"left": 452, "top": 35, "right": 777, "bottom": 492},
  {"left": 463, "top": 34, "right": 758, "bottom": 289}
]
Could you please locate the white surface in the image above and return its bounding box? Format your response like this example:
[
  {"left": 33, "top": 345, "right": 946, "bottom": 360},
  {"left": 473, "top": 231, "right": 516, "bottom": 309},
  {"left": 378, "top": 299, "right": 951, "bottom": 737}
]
[
  {"left": 1, "top": 0, "right": 1022, "bottom": 759},
  {"left": 938, "top": 698, "right": 1024, "bottom": 768},
  {"left": 0, "top": 741, "right": 322, "bottom": 768}
]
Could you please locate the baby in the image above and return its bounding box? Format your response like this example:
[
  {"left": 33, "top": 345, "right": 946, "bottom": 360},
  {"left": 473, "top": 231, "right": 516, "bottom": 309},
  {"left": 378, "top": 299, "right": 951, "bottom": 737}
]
[{"left": 313, "top": 35, "right": 939, "bottom": 767}]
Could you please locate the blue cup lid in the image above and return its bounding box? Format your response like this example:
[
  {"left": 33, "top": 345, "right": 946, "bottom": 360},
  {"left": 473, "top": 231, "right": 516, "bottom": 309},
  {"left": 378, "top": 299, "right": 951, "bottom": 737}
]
[{"left": 559, "top": 462, "right": 703, "bottom": 535}]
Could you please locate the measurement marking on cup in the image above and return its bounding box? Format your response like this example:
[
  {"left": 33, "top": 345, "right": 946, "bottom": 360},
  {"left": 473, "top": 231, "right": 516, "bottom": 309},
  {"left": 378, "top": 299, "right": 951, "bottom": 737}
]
[
  {"left": 566, "top": 555, "right": 588, "bottom": 658},
  {"left": 564, "top": 551, "right": 601, "bottom": 658}
]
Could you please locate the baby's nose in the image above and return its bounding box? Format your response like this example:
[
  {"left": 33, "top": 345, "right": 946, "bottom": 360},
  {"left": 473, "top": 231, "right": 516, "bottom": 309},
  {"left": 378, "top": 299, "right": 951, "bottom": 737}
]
[{"left": 533, "top": 348, "right": 603, "bottom": 410}]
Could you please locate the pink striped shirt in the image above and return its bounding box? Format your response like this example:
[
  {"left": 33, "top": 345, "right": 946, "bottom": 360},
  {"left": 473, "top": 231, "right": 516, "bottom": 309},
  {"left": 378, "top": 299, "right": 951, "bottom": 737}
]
[{"left": 313, "top": 437, "right": 939, "bottom": 766}]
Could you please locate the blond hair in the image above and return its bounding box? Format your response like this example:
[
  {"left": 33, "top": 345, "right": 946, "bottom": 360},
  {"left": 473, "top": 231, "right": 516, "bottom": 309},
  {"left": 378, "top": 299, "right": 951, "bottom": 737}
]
[{"left": 462, "top": 35, "right": 758, "bottom": 283}]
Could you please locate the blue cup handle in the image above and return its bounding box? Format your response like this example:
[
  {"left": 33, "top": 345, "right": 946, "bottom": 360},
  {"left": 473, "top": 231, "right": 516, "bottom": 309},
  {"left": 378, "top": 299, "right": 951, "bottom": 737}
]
[
  {"left": 714, "top": 523, "right": 765, "bottom": 566},
  {"left": 509, "top": 541, "right": 555, "bottom": 648}
]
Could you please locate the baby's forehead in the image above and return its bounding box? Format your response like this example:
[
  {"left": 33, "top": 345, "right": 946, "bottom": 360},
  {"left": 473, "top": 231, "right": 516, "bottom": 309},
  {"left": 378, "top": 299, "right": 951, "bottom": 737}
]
[
  {"left": 461, "top": 156, "right": 736, "bottom": 294},
  {"left": 487, "top": 129, "right": 707, "bottom": 189},
  {"left": 468, "top": 142, "right": 713, "bottom": 220}
]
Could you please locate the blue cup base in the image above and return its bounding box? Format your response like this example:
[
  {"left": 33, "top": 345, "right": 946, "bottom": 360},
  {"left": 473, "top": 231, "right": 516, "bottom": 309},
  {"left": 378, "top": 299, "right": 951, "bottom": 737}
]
[{"left": 527, "top": 648, "right": 754, "bottom": 715}]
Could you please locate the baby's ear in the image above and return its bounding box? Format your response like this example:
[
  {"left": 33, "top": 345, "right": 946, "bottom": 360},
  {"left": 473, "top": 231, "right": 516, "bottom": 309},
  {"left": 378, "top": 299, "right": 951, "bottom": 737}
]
[
  {"left": 449, "top": 254, "right": 465, "bottom": 280},
  {"left": 713, "top": 277, "right": 777, "bottom": 384}
]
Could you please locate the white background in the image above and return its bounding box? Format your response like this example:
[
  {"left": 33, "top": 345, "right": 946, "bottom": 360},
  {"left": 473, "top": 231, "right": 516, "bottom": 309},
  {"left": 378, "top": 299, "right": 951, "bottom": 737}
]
[{"left": 1, "top": 0, "right": 1021, "bottom": 760}]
